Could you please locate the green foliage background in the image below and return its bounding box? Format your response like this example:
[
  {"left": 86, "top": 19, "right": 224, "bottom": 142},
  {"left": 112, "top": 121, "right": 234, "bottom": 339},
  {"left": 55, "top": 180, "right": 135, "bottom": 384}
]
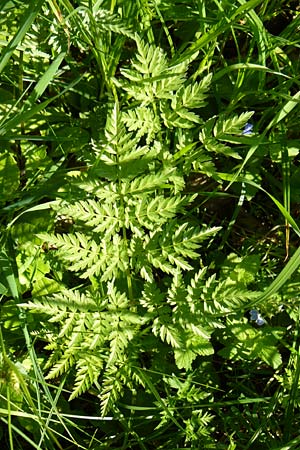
[{"left": 0, "top": 1, "right": 300, "bottom": 449}]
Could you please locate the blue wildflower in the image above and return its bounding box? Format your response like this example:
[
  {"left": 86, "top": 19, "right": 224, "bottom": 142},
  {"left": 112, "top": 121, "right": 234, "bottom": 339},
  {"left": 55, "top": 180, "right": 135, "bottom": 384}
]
[
  {"left": 249, "top": 309, "right": 266, "bottom": 326},
  {"left": 242, "top": 123, "right": 253, "bottom": 135}
]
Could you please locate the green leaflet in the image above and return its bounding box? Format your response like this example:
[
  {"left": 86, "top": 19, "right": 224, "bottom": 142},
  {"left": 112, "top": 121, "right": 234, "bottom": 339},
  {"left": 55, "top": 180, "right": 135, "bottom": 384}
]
[{"left": 18, "top": 35, "right": 265, "bottom": 413}]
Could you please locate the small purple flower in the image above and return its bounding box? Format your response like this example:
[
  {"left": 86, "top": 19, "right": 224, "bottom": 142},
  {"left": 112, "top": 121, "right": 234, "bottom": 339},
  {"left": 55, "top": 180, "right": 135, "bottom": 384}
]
[
  {"left": 250, "top": 309, "right": 266, "bottom": 326},
  {"left": 242, "top": 123, "right": 253, "bottom": 135}
]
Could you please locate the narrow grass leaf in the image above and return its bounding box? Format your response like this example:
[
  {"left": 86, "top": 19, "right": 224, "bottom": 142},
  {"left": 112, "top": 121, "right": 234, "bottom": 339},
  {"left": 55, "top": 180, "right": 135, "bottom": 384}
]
[{"left": 0, "top": 0, "right": 46, "bottom": 75}]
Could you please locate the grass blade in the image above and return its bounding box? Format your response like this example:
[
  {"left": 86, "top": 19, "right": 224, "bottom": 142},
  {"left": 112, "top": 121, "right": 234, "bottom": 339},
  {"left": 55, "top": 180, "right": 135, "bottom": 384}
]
[{"left": 0, "top": 0, "right": 46, "bottom": 75}]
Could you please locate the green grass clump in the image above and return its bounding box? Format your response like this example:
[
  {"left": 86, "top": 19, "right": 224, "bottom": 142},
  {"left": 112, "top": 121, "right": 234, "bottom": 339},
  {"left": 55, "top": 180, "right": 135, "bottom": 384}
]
[{"left": 1, "top": 1, "right": 300, "bottom": 449}]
